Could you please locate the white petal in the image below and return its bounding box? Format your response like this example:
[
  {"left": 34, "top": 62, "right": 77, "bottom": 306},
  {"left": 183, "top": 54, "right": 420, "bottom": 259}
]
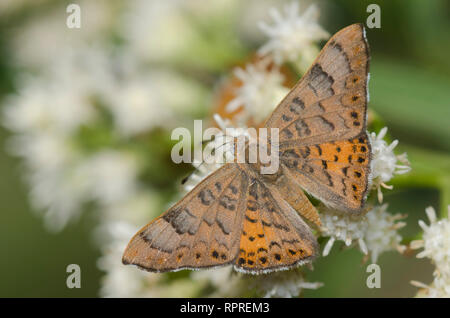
[{"left": 322, "top": 237, "right": 335, "bottom": 257}]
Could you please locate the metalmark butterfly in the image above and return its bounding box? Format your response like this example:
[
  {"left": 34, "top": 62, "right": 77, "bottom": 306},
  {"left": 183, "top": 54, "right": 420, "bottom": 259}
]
[{"left": 122, "top": 24, "right": 371, "bottom": 274}]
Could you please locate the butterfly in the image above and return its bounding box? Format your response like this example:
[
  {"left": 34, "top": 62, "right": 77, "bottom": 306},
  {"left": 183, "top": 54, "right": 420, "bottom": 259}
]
[{"left": 122, "top": 24, "right": 371, "bottom": 274}]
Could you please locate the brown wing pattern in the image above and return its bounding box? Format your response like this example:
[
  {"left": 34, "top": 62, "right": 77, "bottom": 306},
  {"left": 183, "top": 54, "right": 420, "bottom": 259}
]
[{"left": 122, "top": 164, "right": 248, "bottom": 272}]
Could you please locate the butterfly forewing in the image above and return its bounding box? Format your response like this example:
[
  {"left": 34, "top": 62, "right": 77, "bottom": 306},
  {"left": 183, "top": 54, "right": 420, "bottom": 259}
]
[
  {"left": 264, "top": 23, "right": 371, "bottom": 213},
  {"left": 264, "top": 24, "right": 369, "bottom": 145}
]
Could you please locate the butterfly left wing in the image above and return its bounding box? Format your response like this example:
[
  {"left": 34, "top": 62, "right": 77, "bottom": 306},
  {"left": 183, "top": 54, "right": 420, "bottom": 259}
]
[{"left": 123, "top": 163, "right": 248, "bottom": 272}]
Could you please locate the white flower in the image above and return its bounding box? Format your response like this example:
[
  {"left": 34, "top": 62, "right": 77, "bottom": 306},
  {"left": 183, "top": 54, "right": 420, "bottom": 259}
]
[
  {"left": 3, "top": 76, "right": 97, "bottom": 136},
  {"left": 77, "top": 151, "right": 140, "bottom": 206},
  {"left": 27, "top": 166, "right": 90, "bottom": 231},
  {"left": 191, "top": 266, "right": 243, "bottom": 297},
  {"left": 103, "top": 190, "right": 162, "bottom": 225},
  {"left": 236, "top": 0, "right": 290, "bottom": 43},
  {"left": 122, "top": 0, "right": 199, "bottom": 64},
  {"left": 6, "top": 133, "right": 74, "bottom": 173},
  {"left": 9, "top": 0, "right": 116, "bottom": 68},
  {"left": 1, "top": 47, "right": 134, "bottom": 231},
  {"left": 320, "top": 204, "right": 406, "bottom": 262},
  {"left": 258, "top": 2, "right": 329, "bottom": 66},
  {"left": 144, "top": 70, "right": 209, "bottom": 117},
  {"left": 412, "top": 276, "right": 450, "bottom": 298},
  {"left": 364, "top": 204, "right": 406, "bottom": 263},
  {"left": 97, "top": 221, "right": 159, "bottom": 297},
  {"left": 402, "top": 205, "right": 450, "bottom": 297},
  {"left": 5, "top": 132, "right": 88, "bottom": 231},
  {"left": 411, "top": 206, "right": 450, "bottom": 277},
  {"left": 105, "top": 76, "right": 172, "bottom": 137},
  {"left": 98, "top": 56, "right": 209, "bottom": 137},
  {"left": 226, "top": 59, "right": 289, "bottom": 124},
  {"left": 411, "top": 208, "right": 450, "bottom": 298},
  {"left": 369, "top": 127, "right": 411, "bottom": 202},
  {"left": 319, "top": 205, "right": 368, "bottom": 257},
  {"left": 250, "top": 269, "right": 322, "bottom": 298}
]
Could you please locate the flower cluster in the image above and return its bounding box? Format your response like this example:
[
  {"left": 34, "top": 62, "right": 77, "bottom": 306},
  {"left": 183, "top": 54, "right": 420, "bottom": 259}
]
[
  {"left": 2, "top": 46, "right": 205, "bottom": 231},
  {"left": 320, "top": 204, "right": 406, "bottom": 263},
  {"left": 249, "top": 269, "right": 323, "bottom": 298},
  {"left": 226, "top": 59, "right": 288, "bottom": 124},
  {"left": 411, "top": 206, "right": 450, "bottom": 297},
  {"left": 258, "top": 2, "right": 329, "bottom": 71},
  {"left": 369, "top": 127, "right": 411, "bottom": 203},
  {"left": 2, "top": 0, "right": 210, "bottom": 297}
]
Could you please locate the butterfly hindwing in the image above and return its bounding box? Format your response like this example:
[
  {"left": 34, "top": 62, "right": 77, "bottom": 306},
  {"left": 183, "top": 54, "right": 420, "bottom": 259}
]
[
  {"left": 235, "top": 177, "right": 318, "bottom": 273},
  {"left": 280, "top": 133, "right": 371, "bottom": 212},
  {"left": 122, "top": 164, "right": 248, "bottom": 272}
]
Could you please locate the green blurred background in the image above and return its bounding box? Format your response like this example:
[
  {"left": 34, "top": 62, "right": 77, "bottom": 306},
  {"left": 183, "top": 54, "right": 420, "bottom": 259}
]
[{"left": 0, "top": 0, "right": 449, "bottom": 297}]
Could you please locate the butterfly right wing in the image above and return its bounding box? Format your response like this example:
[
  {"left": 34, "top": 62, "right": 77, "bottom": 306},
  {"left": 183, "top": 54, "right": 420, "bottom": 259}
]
[{"left": 122, "top": 163, "right": 248, "bottom": 272}]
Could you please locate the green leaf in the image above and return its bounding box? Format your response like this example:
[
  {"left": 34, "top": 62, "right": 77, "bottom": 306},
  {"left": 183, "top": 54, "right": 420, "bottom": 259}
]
[{"left": 370, "top": 58, "right": 450, "bottom": 151}]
